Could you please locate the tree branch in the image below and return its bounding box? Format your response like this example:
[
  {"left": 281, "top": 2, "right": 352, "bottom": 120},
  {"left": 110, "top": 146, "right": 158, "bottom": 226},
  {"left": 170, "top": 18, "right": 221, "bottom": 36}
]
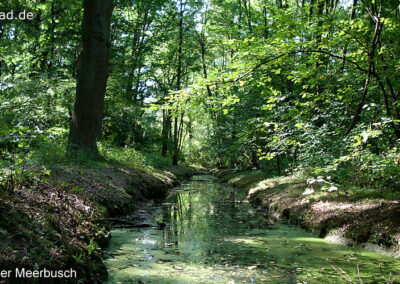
[{"left": 209, "top": 48, "right": 369, "bottom": 86}]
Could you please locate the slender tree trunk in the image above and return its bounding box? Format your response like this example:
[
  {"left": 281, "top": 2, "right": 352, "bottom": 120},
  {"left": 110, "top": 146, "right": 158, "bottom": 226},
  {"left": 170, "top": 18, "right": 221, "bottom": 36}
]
[
  {"left": 126, "top": 9, "right": 150, "bottom": 101},
  {"left": 341, "top": 0, "right": 358, "bottom": 70},
  {"left": 187, "top": 118, "right": 193, "bottom": 140},
  {"left": 67, "top": 0, "right": 113, "bottom": 155},
  {"left": 315, "top": 0, "right": 324, "bottom": 96},
  {"left": 263, "top": 6, "right": 268, "bottom": 39},
  {"left": 199, "top": 34, "right": 212, "bottom": 98},
  {"left": 172, "top": 0, "right": 184, "bottom": 166},
  {"left": 47, "top": 0, "right": 56, "bottom": 70},
  {"left": 276, "top": 154, "right": 281, "bottom": 175},
  {"left": 251, "top": 150, "right": 259, "bottom": 169},
  {"left": 373, "top": 73, "right": 400, "bottom": 139},
  {"left": 332, "top": 0, "right": 339, "bottom": 12},
  {"left": 243, "top": 0, "right": 253, "bottom": 33},
  {"left": 162, "top": 109, "right": 171, "bottom": 156},
  {"left": 36, "top": 0, "right": 49, "bottom": 72},
  {"left": 345, "top": 56, "right": 372, "bottom": 134},
  {"left": 125, "top": 34, "right": 138, "bottom": 100},
  {"left": 292, "top": 146, "right": 297, "bottom": 171},
  {"left": 309, "top": 0, "right": 315, "bottom": 18},
  {"left": 379, "top": 51, "right": 400, "bottom": 121},
  {"left": 345, "top": 0, "right": 385, "bottom": 135},
  {"left": 177, "top": 112, "right": 185, "bottom": 158},
  {"left": 173, "top": 118, "right": 179, "bottom": 164}
]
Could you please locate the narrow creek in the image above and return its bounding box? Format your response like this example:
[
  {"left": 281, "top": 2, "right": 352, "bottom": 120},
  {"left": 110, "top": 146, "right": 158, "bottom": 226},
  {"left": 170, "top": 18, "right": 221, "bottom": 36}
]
[{"left": 104, "top": 175, "right": 400, "bottom": 283}]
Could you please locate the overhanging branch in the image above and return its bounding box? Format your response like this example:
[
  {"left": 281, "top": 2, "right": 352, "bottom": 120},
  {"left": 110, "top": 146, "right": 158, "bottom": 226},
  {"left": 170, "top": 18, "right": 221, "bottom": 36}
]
[{"left": 209, "top": 48, "right": 369, "bottom": 86}]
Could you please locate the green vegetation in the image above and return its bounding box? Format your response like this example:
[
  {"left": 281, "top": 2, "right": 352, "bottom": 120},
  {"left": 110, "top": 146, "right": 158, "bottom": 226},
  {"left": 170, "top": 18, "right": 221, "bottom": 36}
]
[
  {"left": 1, "top": 0, "right": 400, "bottom": 282},
  {"left": 0, "top": 167, "right": 110, "bottom": 282},
  {"left": 0, "top": 152, "right": 193, "bottom": 282},
  {"left": 105, "top": 176, "right": 400, "bottom": 283},
  {"left": 218, "top": 170, "right": 400, "bottom": 256},
  {"left": 1, "top": 0, "right": 400, "bottom": 195}
]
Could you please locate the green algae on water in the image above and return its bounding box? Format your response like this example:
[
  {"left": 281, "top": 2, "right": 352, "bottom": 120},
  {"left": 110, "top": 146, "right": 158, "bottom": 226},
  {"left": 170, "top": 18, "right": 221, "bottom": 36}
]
[{"left": 104, "top": 175, "right": 400, "bottom": 283}]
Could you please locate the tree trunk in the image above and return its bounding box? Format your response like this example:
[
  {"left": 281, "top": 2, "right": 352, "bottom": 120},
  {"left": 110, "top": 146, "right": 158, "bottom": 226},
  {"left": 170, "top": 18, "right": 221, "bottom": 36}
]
[
  {"left": 341, "top": 0, "right": 358, "bottom": 70},
  {"left": 276, "top": 154, "right": 281, "bottom": 175},
  {"left": 173, "top": 116, "right": 179, "bottom": 165},
  {"left": 162, "top": 109, "right": 171, "bottom": 156},
  {"left": 172, "top": 0, "right": 184, "bottom": 166},
  {"left": 263, "top": 6, "right": 268, "bottom": 39},
  {"left": 47, "top": 0, "right": 56, "bottom": 70},
  {"left": 67, "top": 0, "right": 113, "bottom": 155},
  {"left": 243, "top": 0, "right": 253, "bottom": 33},
  {"left": 345, "top": 1, "right": 383, "bottom": 135}
]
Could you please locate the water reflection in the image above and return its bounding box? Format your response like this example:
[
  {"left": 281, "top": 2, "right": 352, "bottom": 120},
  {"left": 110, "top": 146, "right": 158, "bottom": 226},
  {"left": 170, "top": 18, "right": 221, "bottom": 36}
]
[{"left": 104, "top": 175, "right": 400, "bottom": 283}]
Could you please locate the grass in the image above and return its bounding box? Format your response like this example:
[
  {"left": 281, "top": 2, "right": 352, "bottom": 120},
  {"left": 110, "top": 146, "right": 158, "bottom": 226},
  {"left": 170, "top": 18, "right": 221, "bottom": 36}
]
[
  {"left": 0, "top": 138, "right": 174, "bottom": 174},
  {"left": 220, "top": 170, "right": 400, "bottom": 256},
  {"left": 336, "top": 186, "right": 400, "bottom": 202},
  {"left": 0, "top": 139, "right": 193, "bottom": 218},
  {"left": 0, "top": 138, "right": 195, "bottom": 281},
  {"left": 218, "top": 167, "right": 400, "bottom": 203},
  {"left": 98, "top": 142, "right": 172, "bottom": 171}
]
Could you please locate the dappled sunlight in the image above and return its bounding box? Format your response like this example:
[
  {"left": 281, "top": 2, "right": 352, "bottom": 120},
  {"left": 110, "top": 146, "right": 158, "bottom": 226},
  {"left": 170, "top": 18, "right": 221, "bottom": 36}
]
[
  {"left": 104, "top": 177, "right": 400, "bottom": 283},
  {"left": 2, "top": 0, "right": 400, "bottom": 281},
  {"left": 248, "top": 180, "right": 272, "bottom": 196},
  {"left": 247, "top": 176, "right": 306, "bottom": 198},
  {"left": 292, "top": 237, "right": 327, "bottom": 244}
]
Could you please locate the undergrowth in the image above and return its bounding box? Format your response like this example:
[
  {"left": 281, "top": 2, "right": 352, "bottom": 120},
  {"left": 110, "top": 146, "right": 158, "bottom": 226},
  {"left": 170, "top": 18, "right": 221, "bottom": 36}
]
[{"left": 1, "top": 138, "right": 173, "bottom": 173}]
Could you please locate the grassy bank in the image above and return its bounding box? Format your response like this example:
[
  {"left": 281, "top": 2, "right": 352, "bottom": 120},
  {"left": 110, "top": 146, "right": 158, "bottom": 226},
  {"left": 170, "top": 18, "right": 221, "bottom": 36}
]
[
  {"left": 0, "top": 149, "right": 193, "bottom": 283},
  {"left": 216, "top": 169, "right": 400, "bottom": 258}
]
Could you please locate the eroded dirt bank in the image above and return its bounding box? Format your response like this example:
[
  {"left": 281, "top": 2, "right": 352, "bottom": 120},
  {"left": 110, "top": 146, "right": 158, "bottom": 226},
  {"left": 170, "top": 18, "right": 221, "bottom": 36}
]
[
  {"left": 103, "top": 174, "right": 400, "bottom": 284},
  {"left": 0, "top": 165, "right": 193, "bottom": 283},
  {"left": 215, "top": 170, "right": 400, "bottom": 258}
]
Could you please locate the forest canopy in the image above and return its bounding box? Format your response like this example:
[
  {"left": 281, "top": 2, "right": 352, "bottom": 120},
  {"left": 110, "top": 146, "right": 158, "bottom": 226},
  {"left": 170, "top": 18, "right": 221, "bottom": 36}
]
[{"left": 1, "top": 0, "right": 400, "bottom": 191}]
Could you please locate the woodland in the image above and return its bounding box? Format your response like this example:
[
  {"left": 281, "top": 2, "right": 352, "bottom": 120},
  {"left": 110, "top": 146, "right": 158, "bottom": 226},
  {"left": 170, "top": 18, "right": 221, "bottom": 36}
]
[
  {"left": 1, "top": 0, "right": 400, "bottom": 282},
  {"left": 1, "top": 0, "right": 400, "bottom": 185}
]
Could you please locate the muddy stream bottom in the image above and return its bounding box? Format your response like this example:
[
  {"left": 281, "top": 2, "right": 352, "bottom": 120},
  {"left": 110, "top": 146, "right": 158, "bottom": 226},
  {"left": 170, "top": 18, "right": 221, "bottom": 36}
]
[{"left": 104, "top": 175, "right": 400, "bottom": 283}]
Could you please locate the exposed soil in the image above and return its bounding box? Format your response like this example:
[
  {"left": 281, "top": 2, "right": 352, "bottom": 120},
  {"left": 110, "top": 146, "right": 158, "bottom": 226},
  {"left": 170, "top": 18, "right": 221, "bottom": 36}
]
[
  {"left": 0, "top": 165, "right": 193, "bottom": 283},
  {"left": 50, "top": 165, "right": 192, "bottom": 216},
  {"left": 216, "top": 170, "right": 400, "bottom": 258}
]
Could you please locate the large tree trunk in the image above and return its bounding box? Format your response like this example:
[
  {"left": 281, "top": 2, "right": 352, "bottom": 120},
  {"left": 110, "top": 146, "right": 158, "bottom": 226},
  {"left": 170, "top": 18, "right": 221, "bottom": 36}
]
[{"left": 67, "top": 0, "right": 113, "bottom": 155}]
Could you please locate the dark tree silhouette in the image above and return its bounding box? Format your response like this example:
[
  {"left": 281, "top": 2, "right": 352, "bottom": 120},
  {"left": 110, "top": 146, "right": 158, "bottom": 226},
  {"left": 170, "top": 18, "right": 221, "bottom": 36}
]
[{"left": 67, "top": 0, "right": 113, "bottom": 155}]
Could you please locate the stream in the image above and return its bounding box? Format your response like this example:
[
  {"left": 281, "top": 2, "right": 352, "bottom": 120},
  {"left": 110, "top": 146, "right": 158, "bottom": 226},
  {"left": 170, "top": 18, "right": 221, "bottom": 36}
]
[{"left": 104, "top": 175, "right": 400, "bottom": 283}]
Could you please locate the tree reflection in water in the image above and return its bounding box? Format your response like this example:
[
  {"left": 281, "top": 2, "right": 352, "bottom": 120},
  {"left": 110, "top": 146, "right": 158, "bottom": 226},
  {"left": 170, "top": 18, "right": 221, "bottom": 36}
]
[{"left": 105, "top": 175, "right": 400, "bottom": 283}]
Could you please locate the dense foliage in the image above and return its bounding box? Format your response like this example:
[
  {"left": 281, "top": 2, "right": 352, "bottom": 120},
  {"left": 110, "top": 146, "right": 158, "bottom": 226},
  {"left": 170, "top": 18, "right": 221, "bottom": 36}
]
[{"left": 1, "top": 0, "right": 400, "bottom": 191}]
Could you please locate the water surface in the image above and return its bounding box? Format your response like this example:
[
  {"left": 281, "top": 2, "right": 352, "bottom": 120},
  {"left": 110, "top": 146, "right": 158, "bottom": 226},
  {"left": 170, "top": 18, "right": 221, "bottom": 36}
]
[{"left": 104, "top": 175, "right": 400, "bottom": 283}]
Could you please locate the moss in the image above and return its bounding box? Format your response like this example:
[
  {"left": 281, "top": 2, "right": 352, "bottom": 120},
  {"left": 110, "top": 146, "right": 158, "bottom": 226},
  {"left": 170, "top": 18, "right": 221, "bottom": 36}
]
[
  {"left": 0, "top": 163, "right": 194, "bottom": 282},
  {"left": 219, "top": 171, "right": 400, "bottom": 257}
]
